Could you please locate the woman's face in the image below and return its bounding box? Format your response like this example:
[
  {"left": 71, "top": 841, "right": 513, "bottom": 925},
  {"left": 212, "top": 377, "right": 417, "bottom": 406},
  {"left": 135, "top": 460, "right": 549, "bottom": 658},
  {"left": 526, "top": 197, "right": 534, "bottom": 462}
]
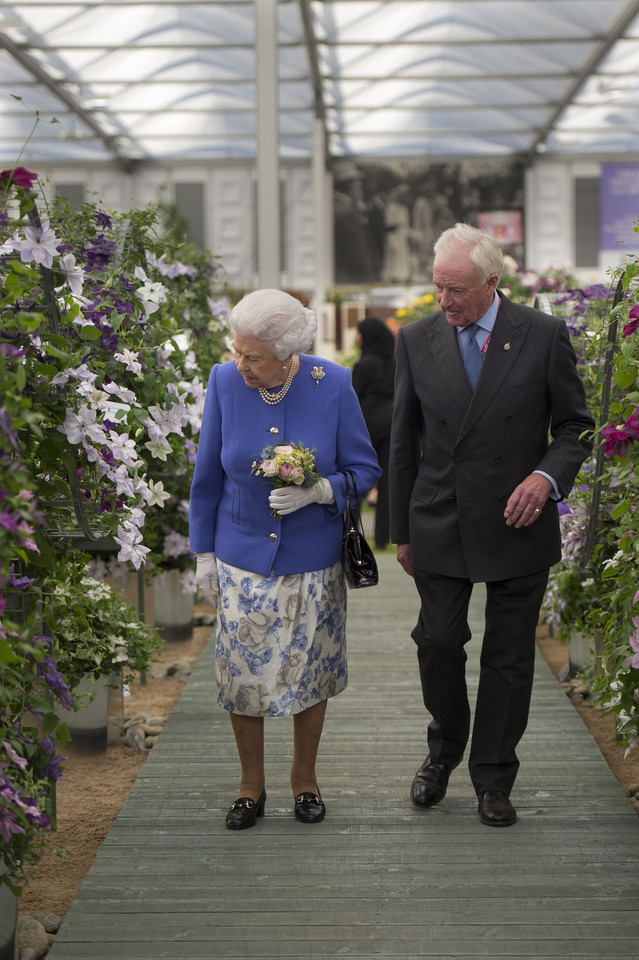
[{"left": 232, "top": 334, "right": 288, "bottom": 389}]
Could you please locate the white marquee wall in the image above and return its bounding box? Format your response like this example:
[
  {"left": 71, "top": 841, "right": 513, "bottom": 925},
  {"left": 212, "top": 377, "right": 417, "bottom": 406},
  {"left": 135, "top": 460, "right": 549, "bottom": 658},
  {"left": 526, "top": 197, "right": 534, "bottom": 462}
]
[
  {"left": 35, "top": 156, "right": 634, "bottom": 300},
  {"left": 36, "top": 163, "right": 323, "bottom": 296}
]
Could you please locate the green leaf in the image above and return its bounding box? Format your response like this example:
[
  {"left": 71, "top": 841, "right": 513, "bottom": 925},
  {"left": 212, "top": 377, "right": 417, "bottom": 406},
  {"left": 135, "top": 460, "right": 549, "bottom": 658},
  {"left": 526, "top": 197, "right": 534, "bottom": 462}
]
[
  {"left": 55, "top": 722, "right": 72, "bottom": 747},
  {"left": 41, "top": 712, "right": 61, "bottom": 735},
  {"left": 34, "top": 362, "right": 59, "bottom": 378},
  {"left": 0, "top": 640, "right": 18, "bottom": 665},
  {"left": 43, "top": 342, "right": 71, "bottom": 361},
  {"left": 610, "top": 499, "right": 631, "bottom": 520},
  {"left": 78, "top": 325, "right": 102, "bottom": 341},
  {"left": 16, "top": 364, "right": 27, "bottom": 391},
  {"left": 18, "top": 312, "right": 45, "bottom": 331}
]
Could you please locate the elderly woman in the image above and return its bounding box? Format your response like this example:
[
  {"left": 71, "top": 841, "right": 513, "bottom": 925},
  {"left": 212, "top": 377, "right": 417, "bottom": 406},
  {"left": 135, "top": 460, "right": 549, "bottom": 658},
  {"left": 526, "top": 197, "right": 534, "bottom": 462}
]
[{"left": 189, "top": 289, "right": 380, "bottom": 830}]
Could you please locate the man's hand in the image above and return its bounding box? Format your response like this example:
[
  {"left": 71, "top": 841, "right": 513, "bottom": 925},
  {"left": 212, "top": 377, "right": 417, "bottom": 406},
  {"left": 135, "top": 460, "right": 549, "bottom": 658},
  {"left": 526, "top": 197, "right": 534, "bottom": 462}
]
[
  {"left": 397, "top": 543, "right": 414, "bottom": 577},
  {"left": 504, "top": 474, "right": 552, "bottom": 528}
]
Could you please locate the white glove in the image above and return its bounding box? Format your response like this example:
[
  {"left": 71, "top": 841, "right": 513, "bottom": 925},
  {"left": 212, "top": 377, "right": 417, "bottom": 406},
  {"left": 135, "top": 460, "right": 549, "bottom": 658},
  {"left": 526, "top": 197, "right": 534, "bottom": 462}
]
[
  {"left": 269, "top": 478, "right": 335, "bottom": 516},
  {"left": 195, "top": 552, "right": 219, "bottom": 607}
]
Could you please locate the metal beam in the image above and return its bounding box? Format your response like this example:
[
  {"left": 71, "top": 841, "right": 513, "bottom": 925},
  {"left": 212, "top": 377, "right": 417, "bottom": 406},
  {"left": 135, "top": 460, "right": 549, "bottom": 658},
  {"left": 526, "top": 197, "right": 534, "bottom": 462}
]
[
  {"left": 298, "top": 0, "right": 325, "bottom": 122},
  {"left": 525, "top": 0, "right": 639, "bottom": 162},
  {"left": 0, "top": 30, "right": 138, "bottom": 170},
  {"left": 255, "top": 0, "right": 280, "bottom": 288}
]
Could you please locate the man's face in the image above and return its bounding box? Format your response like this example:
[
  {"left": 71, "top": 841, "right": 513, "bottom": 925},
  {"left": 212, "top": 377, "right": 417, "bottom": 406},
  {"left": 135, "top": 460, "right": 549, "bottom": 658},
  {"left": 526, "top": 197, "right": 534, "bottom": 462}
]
[{"left": 433, "top": 253, "right": 498, "bottom": 328}]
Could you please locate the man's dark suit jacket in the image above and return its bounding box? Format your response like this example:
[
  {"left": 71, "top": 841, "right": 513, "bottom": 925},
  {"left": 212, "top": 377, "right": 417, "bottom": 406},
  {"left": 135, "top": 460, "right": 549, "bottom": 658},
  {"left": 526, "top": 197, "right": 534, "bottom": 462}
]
[{"left": 390, "top": 292, "right": 594, "bottom": 583}]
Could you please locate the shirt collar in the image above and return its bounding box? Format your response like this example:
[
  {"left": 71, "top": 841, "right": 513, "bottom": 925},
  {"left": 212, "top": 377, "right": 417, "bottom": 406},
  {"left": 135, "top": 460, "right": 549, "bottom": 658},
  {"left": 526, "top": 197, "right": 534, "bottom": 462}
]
[{"left": 456, "top": 290, "right": 499, "bottom": 338}]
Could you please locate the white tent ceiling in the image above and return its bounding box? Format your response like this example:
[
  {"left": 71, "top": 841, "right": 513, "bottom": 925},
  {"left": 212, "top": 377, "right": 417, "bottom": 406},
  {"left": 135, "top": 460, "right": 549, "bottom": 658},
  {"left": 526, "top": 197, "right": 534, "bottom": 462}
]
[{"left": 1, "top": 0, "right": 639, "bottom": 170}]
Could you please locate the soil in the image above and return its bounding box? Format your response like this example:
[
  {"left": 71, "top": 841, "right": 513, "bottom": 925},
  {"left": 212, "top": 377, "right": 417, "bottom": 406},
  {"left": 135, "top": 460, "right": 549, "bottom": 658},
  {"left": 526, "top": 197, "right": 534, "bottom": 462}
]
[
  {"left": 17, "top": 613, "right": 639, "bottom": 922},
  {"left": 18, "top": 603, "right": 213, "bottom": 921}
]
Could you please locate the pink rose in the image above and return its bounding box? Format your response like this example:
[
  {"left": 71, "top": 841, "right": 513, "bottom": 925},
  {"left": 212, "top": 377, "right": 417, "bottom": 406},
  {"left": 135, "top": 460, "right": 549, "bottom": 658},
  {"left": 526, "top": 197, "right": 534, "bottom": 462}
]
[
  {"left": 289, "top": 467, "right": 304, "bottom": 485},
  {"left": 279, "top": 462, "right": 293, "bottom": 479}
]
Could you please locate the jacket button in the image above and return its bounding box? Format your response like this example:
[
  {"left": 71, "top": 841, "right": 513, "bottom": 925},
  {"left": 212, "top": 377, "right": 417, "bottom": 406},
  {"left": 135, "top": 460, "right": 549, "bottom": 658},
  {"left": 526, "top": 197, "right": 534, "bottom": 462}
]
[
  {"left": 448, "top": 496, "right": 456, "bottom": 502},
  {"left": 455, "top": 457, "right": 462, "bottom": 465},
  {"left": 505, "top": 416, "right": 512, "bottom": 422},
  {"left": 269, "top": 533, "right": 278, "bottom": 542},
  {"left": 439, "top": 418, "right": 447, "bottom": 426},
  {"left": 495, "top": 456, "right": 503, "bottom": 463},
  {"left": 269, "top": 426, "right": 279, "bottom": 435},
  {"left": 498, "top": 494, "right": 507, "bottom": 502}
]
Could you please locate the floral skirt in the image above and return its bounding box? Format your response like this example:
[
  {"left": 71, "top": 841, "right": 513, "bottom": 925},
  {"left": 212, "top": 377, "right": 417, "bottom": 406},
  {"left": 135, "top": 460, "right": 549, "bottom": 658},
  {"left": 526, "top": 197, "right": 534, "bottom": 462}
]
[{"left": 215, "top": 560, "right": 347, "bottom": 717}]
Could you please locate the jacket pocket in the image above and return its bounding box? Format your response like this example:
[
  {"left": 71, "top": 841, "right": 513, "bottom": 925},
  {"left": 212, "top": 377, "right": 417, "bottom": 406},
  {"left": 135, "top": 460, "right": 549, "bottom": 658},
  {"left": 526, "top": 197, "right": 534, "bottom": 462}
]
[
  {"left": 503, "top": 377, "right": 545, "bottom": 398},
  {"left": 412, "top": 478, "right": 437, "bottom": 505}
]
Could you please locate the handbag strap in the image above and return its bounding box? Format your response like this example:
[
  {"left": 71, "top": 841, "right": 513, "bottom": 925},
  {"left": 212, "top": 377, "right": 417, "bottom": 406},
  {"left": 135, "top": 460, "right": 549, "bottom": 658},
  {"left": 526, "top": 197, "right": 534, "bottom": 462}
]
[
  {"left": 343, "top": 471, "right": 363, "bottom": 532},
  {"left": 344, "top": 470, "right": 359, "bottom": 511}
]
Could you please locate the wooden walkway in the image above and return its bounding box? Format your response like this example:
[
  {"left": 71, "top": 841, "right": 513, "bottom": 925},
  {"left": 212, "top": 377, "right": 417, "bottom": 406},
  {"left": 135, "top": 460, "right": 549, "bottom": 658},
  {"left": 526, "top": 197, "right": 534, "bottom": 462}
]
[{"left": 48, "top": 554, "right": 639, "bottom": 959}]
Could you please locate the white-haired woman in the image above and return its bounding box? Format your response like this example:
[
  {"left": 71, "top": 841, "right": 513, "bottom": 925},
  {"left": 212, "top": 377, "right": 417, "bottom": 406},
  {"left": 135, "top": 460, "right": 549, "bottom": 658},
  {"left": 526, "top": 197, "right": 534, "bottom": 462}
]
[{"left": 189, "top": 289, "right": 380, "bottom": 829}]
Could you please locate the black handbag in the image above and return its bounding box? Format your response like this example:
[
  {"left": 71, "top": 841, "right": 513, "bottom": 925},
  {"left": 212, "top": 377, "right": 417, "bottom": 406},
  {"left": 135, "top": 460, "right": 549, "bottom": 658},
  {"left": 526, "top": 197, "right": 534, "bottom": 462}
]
[{"left": 342, "top": 471, "right": 379, "bottom": 589}]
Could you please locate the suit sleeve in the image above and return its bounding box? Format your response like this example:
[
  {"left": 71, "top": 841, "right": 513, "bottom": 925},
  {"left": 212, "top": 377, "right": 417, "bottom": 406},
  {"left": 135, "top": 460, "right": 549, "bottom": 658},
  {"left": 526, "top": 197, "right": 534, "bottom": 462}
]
[
  {"left": 389, "top": 328, "right": 423, "bottom": 544},
  {"left": 536, "top": 320, "right": 595, "bottom": 498}
]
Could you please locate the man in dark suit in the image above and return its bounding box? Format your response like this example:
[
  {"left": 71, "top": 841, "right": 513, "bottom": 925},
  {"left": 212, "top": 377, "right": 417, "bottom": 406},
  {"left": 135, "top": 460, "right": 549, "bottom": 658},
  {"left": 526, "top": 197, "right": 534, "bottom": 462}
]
[{"left": 390, "top": 223, "right": 594, "bottom": 826}]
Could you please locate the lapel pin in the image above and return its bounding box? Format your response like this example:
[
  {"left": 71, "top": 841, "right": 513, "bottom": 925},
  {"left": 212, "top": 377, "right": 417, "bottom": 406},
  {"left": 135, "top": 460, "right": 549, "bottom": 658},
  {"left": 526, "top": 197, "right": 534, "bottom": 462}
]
[
  {"left": 504, "top": 342, "right": 511, "bottom": 351},
  {"left": 311, "top": 366, "right": 325, "bottom": 391}
]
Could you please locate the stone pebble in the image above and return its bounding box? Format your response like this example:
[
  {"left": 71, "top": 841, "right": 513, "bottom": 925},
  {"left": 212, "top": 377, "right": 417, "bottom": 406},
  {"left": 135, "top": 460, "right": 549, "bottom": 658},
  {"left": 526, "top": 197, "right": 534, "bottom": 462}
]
[
  {"left": 121, "top": 712, "right": 167, "bottom": 752},
  {"left": 16, "top": 915, "right": 52, "bottom": 960}
]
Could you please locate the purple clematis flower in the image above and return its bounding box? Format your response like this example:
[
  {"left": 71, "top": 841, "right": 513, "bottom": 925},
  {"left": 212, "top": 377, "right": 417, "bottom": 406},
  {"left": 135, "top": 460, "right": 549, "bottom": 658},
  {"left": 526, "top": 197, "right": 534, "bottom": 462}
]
[
  {"left": 35, "top": 657, "right": 74, "bottom": 710},
  {"left": 39, "top": 737, "right": 66, "bottom": 782},
  {"left": 0, "top": 408, "right": 22, "bottom": 454}
]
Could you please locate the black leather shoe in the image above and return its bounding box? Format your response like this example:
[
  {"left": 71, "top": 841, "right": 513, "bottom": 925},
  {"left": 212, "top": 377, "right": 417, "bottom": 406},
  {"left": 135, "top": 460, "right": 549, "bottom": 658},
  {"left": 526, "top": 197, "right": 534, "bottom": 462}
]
[
  {"left": 478, "top": 790, "right": 517, "bottom": 827},
  {"left": 294, "top": 791, "right": 326, "bottom": 823},
  {"left": 225, "top": 789, "right": 266, "bottom": 830},
  {"left": 411, "top": 756, "right": 456, "bottom": 808}
]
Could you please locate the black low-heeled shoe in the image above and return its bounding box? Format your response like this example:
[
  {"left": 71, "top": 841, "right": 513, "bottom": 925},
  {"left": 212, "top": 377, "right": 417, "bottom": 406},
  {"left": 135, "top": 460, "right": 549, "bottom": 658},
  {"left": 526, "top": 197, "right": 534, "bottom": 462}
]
[
  {"left": 294, "top": 791, "right": 326, "bottom": 824},
  {"left": 225, "top": 789, "right": 266, "bottom": 830}
]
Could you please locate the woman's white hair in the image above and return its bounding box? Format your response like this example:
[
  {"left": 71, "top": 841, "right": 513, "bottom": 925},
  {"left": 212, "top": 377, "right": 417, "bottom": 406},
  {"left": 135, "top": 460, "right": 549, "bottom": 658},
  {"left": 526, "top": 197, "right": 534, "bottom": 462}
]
[
  {"left": 433, "top": 222, "right": 503, "bottom": 283},
  {"left": 230, "top": 289, "right": 317, "bottom": 360}
]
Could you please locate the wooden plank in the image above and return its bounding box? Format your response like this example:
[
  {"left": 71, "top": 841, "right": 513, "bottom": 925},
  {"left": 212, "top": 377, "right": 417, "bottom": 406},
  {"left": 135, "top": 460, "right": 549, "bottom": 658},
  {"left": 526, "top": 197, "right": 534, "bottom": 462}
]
[{"left": 47, "top": 555, "right": 639, "bottom": 960}]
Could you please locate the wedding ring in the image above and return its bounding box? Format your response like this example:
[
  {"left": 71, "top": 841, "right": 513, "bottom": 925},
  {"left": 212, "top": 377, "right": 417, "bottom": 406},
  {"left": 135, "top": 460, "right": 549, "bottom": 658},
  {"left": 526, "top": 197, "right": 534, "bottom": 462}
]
[{"left": 534, "top": 508, "right": 541, "bottom": 513}]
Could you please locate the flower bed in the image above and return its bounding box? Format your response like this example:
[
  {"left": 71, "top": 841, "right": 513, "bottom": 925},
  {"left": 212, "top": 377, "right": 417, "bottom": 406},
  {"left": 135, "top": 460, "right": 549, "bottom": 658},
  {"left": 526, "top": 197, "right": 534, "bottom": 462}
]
[{"left": 1, "top": 164, "right": 229, "bottom": 892}]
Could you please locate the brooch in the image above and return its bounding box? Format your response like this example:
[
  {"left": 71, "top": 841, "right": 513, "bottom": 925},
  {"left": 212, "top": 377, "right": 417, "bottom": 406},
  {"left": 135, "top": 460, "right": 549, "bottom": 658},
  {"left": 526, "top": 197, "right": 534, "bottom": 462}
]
[
  {"left": 311, "top": 366, "right": 325, "bottom": 391},
  {"left": 504, "top": 342, "right": 511, "bottom": 351}
]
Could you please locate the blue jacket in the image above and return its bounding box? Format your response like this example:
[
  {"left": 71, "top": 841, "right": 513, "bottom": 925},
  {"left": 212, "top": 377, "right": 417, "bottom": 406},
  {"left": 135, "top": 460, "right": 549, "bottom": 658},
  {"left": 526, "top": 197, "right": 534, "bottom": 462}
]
[{"left": 189, "top": 353, "right": 381, "bottom": 576}]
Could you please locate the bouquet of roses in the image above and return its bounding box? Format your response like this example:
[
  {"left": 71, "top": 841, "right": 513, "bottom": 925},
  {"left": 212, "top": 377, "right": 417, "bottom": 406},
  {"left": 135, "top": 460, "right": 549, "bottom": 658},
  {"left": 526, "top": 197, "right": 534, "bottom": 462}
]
[{"left": 251, "top": 441, "right": 320, "bottom": 515}]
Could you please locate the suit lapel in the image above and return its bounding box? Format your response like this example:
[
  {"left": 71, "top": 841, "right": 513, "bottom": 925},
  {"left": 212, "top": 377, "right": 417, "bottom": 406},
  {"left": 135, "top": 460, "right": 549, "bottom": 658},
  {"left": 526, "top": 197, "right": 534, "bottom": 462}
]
[
  {"left": 457, "top": 299, "right": 531, "bottom": 442},
  {"left": 426, "top": 313, "right": 473, "bottom": 415}
]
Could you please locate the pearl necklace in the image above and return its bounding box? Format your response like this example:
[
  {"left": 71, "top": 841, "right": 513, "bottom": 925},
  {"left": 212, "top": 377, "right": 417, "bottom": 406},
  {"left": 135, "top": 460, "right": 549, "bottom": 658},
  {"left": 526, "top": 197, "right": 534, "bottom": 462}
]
[{"left": 258, "top": 356, "right": 298, "bottom": 405}]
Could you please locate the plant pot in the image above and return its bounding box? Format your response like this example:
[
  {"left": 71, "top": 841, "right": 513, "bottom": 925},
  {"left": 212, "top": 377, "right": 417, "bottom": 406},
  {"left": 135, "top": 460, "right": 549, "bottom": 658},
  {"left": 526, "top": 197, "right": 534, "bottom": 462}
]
[
  {"left": 569, "top": 631, "right": 592, "bottom": 677},
  {"left": 61, "top": 673, "right": 123, "bottom": 753},
  {"left": 153, "top": 569, "right": 195, "bottom": 641},
  {"left": 0, "top": 867, "right": 17, "bottom": 960}
]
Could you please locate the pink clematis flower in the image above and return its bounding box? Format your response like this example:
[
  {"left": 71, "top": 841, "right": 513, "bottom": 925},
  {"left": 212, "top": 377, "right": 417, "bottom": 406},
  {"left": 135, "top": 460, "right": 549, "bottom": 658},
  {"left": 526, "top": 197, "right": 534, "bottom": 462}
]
[
  {"left": 630, "top": 617, "right": 639, "bottom": 668},
  {"left": 0, "top": 166, "right": 38, "bottom": 191},
  {"left": 602, "top": 407, "right": 639, "bottom": 456},
  {"left": 622, "top": 303, "right": 639, "bottom": 339}
]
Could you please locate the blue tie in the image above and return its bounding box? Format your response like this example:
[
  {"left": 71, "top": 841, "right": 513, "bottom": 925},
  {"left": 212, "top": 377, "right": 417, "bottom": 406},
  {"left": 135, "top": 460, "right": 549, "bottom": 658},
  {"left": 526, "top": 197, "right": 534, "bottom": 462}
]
[{"left": 459, "top": 325, "right": 482, "bottom": 390}]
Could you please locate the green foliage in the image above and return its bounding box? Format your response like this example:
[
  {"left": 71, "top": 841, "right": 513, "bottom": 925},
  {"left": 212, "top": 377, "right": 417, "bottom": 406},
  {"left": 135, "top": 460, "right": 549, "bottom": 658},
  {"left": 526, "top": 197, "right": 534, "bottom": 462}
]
[{"left": 0, "top": 162, "right": 230, "bottom": 892}]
